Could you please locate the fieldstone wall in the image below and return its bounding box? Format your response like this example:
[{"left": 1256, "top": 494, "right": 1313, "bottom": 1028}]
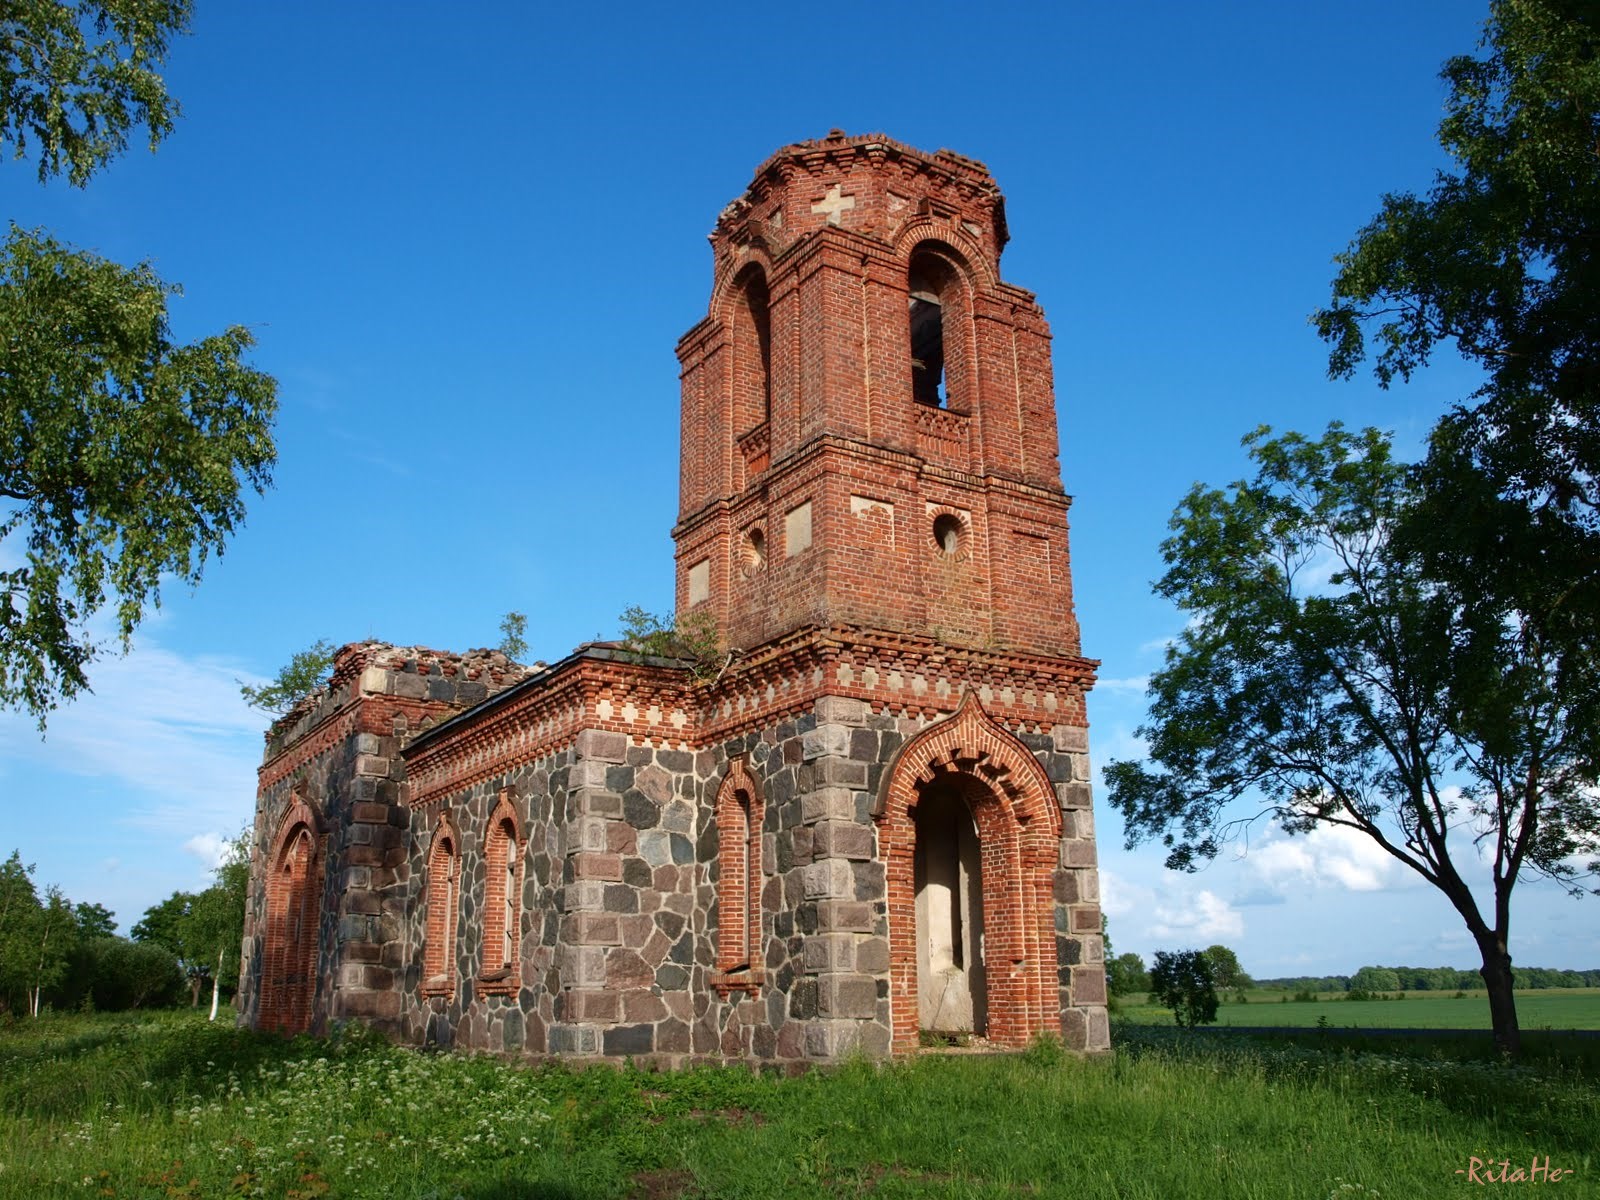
[{"left": 400, "top": 747, "right": 571, "bottom": 1053}]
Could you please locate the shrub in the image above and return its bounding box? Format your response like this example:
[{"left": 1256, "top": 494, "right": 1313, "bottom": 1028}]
[{"left": 1149, "top": 950, "right": 1219, "bottom": 1028}]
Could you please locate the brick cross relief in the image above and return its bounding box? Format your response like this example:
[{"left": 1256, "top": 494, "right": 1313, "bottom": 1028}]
[{"left": 811, "top": 183, "right": 856, "bottom": 226}]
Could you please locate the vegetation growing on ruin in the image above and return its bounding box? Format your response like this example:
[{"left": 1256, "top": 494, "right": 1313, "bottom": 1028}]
[{"left": 617, "top": 606, "right": 726, "bottom": 682}]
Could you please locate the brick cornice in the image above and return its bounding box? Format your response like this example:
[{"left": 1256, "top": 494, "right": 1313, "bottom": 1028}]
[
  {"left": 394, "top": 621, "right": 1097, "bottom": 812},
  {"left": 402, "top": 652, "right": 696, "bottom": 808},
  {"left": 258, "top": 695, "right": 448, "bottom": 792}
]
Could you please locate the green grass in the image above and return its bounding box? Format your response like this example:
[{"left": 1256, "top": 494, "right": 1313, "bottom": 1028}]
[
  {"left": 1, "top": 1011, "right": 1597, "bottom": 1198},
  {"left": 1117, "top": 986, "right": 1600, "bottom": 1030}
]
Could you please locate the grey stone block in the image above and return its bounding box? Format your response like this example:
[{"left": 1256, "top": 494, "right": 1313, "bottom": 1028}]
[{"left": 576, "top": 729, "right": 629, "bottom": 763}]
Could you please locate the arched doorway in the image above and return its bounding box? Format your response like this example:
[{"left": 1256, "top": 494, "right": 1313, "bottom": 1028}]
[
  {"left": 914, "top": 781, "right": 987, "bottom": 1034},
  {"left": 260, "top": 808, "right": 323, "bottom": 1034},
  {"left": 877, "top": 693, "right": 1061, "bottom": 1052}
]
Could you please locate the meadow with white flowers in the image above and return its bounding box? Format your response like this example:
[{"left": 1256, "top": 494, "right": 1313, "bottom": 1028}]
[{"left": 1, "top": 1012, "right": 1594, "bottom": 1198}]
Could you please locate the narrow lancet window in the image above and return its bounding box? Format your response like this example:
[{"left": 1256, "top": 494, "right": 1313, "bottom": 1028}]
[
  {"left": 479, "top": 790, "right": 521, "bottom": 992},
  {"left": 909, "top": 278, "right": 946, "bottom": 406},
  {"left": 715, "top": 760, "right": 764, "bottom": 981}
]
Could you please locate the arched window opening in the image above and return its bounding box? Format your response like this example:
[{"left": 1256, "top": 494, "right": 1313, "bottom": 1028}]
[
  {"left": 479, "top": 790, "right": 521, "bottom": 994},
  {"left": 909, "top": 281, "right": 945, "bottom": 406},
  {"left": 714, "top": 761, "right": 764, "bottom": 987},
  {"left": 748, "top": 272, "right": 772, "bottom": 423},
  {"left": 262, "top": 820, "right": 321, "bottom": 1035},
  {"left": 422, "top": 819, "right": 459, "bottom": 994},
  {"left": 908, "top": 248, "right": 969, "bottom": 412},
  {"left": 732, "top": 266, "right": 772, "bottom": 433},
  {"left": 501, "top": 832, "right": 517, "bottom": 967}
]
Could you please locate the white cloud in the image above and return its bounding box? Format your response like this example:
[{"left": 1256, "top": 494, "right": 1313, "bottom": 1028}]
[
  {"left": 1099, "top": 868, "right": 1152, "bottom": 920},
  {"left": 1149, "top": 888, "right": 1244, "bottom": 942},
  {"left": 182, "top": 832, "right": 232, "bottom": 870},
  {"left": 1094, "top": 675, "right": 1150, "bottom": 695},
  {"left": 1234, "top": 823, "right": 1405, "bottom": 900},
  {"left": 0, "top": 635, "right": 263, "bottom": 835}
]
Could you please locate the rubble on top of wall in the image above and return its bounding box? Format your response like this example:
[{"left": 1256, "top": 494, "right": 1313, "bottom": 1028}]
[{"left": 262, "top": 640, "right": 544, "bottom": 762}]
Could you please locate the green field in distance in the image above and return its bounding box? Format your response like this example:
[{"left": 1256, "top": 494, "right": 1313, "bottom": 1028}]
[{"left": 1116, "top": 987, "right": 1600, "bottom": 1030}]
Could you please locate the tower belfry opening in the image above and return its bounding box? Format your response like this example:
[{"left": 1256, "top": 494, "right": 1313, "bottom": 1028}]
[{"left": 908, "top": 262, "right": 947, "bottom": 407}]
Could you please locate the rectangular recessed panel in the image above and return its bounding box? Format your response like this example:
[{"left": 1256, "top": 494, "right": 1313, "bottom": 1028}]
[{"left": 785, "top": 501, "right": 813, "bottom": 556}]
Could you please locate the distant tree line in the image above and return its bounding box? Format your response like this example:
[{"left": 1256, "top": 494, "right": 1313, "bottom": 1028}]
[
  {"left": 1100, "top": 922, "right": 1600, "bottom": 1005},
  {"left": 1258, "top": 966, "right": 1600, "bottom": 993},
  {"left": 0, "top": 833, "right": 249, "bottom": 1017}
]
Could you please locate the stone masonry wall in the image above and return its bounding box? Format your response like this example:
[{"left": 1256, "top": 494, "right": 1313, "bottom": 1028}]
[{"left": 379, "top": 688, "right": 1105, "bottom": 1064}]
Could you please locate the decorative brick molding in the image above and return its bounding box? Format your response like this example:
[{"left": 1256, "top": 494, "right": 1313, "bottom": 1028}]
[
  {"left": 876, "top": 692, "right": 1061, "bottom": 1052},
  {"left": 711, "top": 757, "right": 765, "bottom": 995}
]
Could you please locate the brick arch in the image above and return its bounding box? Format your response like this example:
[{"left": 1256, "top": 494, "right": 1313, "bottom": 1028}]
[
  {"left": 713, "top": 757, "right": 765, "bottom": 991},
  {"left": 259, "top": 796, "right": 325, "bottom": 1034},
  {"left": 891, "top": 221, "right": 997, "bottom": 290},
  {"left": 723, "top": 262, "right": 773, "bottom": 438},
  {"left": 875, "top": 692, "right": 1060, "bottom": 1051},
  {"left": 421, "top": 810, "right": 460, "bottom": 996},
  {"left": 709, "top": 245, "right": 779, "bottom": 324}
]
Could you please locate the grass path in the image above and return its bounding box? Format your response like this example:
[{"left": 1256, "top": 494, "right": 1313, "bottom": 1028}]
[{"left": 1, "top": 1013, "right": 1596, "bottom": 1198}]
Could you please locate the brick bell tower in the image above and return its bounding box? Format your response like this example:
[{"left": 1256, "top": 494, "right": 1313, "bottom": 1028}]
[
  {"left": 674, "top": 130, "right": 1081, "bottom": 659},
  {"left": 674, "top": 131, "right": 1108, "bottom": 1055}
]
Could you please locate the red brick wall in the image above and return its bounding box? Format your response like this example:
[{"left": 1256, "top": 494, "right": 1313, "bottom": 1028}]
[{"left": 673, "top": 132, "right": 1082, "bottom": 660}]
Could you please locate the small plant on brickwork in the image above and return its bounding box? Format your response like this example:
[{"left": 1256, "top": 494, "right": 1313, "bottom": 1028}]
[
  {"left": 616, "top": 606, "right": 724, "bottom": 682},
  {"left": 239, "top": 639, "right": 336, "bottom": 714},
  {"left": 497, "top": 610, "right": 529, "bottom": 660}
]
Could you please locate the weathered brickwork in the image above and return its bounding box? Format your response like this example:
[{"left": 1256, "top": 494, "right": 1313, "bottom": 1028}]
[{"left": 241, "top": 132, "right": 1109, "bottom": 1061}]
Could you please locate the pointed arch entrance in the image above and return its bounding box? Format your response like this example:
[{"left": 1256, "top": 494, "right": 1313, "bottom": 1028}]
[
  {"left": 259, "top": 797, "right": 324, "bottom": 1034},
  {"left": 876, "top": 693, "right": 1061, "bottom": 1052}
]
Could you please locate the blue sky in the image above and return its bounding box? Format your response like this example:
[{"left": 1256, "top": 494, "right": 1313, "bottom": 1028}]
[{"left": 3, "top": 1, "right": 1593, "bottom": 979}]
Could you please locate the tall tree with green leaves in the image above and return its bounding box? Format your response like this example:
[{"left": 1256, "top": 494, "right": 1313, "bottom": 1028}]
[
  {"left": 0, "top": 851, "right": 41, "bottom": 1013},
  {"left": 1202, "top": 945, "right": 1252, "bottom": 1001},
  {"left": 2, "top": 0, "right": 189, "bottom": 185},
  {"left": 1105, "top": 426, "right": 1600, "bottom": 1057},
  {"left": 2, "top": 1, "right": 278, "bottom": 726},
  {"left": 1148, "top": 950, "right": 1219, "bottom": 1029},
  {"left": 73, "top": 901, "right": 116, "bottom": 939},
  {"left": 26, "top": 885, "right": 75, "bottom": 1016},
  {"left": 1314, "top": 0, "right": 1600, "bottom": 746}
]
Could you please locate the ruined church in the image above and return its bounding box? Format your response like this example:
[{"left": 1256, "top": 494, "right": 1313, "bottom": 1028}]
[{"left": 239, "top": 132, "right": 1109, "bottom": 1061}]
